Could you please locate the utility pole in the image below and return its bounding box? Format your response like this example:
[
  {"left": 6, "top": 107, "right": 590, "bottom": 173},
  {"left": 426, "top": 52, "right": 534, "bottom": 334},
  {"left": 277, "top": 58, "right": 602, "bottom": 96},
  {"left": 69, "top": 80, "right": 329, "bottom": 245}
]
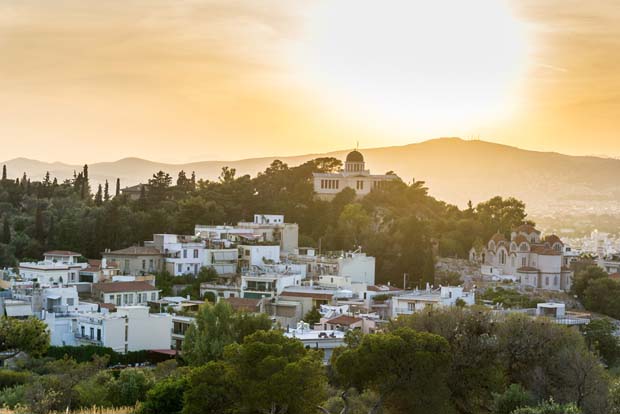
[{"left": 403, "top": 273, "right": 408, "bottom": 290}]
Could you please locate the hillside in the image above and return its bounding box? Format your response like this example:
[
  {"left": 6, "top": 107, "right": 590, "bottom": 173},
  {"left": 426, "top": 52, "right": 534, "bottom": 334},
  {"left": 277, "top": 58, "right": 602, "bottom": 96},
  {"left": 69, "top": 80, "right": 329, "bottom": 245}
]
[{"left": 3, "top": 138, "right": 620, "bottom": 213}]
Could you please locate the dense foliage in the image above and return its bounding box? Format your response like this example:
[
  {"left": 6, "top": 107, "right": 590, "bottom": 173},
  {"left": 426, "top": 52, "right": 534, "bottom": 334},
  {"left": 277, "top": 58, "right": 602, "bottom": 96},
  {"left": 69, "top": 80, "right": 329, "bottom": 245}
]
[{"left": 0, "top": 161, "right": 530, "bottom": 286}]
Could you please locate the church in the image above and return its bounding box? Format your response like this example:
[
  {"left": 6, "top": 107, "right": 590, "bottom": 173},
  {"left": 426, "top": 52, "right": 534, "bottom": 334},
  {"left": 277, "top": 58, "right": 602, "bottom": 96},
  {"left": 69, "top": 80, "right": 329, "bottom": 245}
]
[{"left": 312, "top": 150, "right": 398, "bottom": 199}]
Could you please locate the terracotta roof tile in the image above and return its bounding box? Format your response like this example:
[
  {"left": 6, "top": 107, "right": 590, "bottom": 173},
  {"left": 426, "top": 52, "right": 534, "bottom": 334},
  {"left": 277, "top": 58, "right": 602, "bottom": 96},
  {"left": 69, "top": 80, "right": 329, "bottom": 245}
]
[
  {"left": 327, "top": 315, "right": 362, "bottom": 326},
  {"left": 102, "top": 246, "right": 162, "bottom": 256}
]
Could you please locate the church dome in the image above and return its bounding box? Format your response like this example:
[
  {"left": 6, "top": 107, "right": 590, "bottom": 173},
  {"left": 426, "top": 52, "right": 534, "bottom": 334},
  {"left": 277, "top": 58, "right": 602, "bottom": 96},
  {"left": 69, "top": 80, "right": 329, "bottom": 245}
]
[{"left": 346, "top": 150, "right": 364, "bottom": 163}]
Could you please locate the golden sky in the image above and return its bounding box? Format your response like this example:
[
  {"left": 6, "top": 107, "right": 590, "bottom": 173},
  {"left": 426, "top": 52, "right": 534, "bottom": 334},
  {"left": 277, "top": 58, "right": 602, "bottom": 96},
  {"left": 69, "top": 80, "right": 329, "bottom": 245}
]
[{"left": 0, "top": 0, "right": 619, "bottom": 163}]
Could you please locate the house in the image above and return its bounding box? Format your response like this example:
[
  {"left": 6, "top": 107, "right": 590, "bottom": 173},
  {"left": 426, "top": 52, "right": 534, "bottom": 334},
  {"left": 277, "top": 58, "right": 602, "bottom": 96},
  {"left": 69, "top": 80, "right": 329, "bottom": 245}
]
[
  {"left": 203, "top": 248, "right": 238, "bottom": 275},
  {"left": 19, "top": 251, "right": 87, "bottom": 285},
  {"left": 93, "top": 281, "right": 160, "bottom": 307},
  {"left": 78, "top": 259, "right": 119, "bottom": 284},
  {"left": 147, "top": 234, "right": 205, "bottom": 276},
  {"left": 120, "top": 184, "right": 146, "bottom": 200},
  {"left": 391, "top": 286, "right": 475, "bottom": 317},
  {"left": 238, "top": 244, "right": 281, "bottom": 268},
  {"left": 312, "top": 150, "right": 398, "bottom": 200},
  {"left": 101, "top": 246, "right": 163, "bottom": 276},
  {"left": 240, "top": 265, "right": 304, "bottom": 299},
  {"left": 279, "top": 286, "right": 337, "bottom": 317},
  {"left": 195, "top": 214, "right": 299, "bottom": 255},
  {"left": 76, "top": 306, "right": 172, "bottom": 353},
  {"left": 284, "top": 321, "right": 345, "bottom": 364},
  {"left": 287, "top": 248, "right": 376, "bottom": 285},
  {"left": 472, "top": 224, "right": 573, "bottom": 292}
]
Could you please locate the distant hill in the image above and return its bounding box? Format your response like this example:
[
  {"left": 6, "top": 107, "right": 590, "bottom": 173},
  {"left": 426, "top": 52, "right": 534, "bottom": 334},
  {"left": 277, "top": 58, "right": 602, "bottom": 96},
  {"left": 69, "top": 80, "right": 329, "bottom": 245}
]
[{"left": 3, "top": 138, "right": 620, "bottom": 213}]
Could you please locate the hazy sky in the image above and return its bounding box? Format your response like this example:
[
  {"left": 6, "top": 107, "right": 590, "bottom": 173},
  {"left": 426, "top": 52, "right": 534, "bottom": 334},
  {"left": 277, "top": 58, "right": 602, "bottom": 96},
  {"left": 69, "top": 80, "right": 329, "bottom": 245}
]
[{"left": 0, "top": 0, "right": 618, "bottom": 163}]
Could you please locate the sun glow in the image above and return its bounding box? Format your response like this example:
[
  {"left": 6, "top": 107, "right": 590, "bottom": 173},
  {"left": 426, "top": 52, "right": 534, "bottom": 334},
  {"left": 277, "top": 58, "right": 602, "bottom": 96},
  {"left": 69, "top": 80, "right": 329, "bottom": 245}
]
[{"left": 292, "top": 0, "right": 529, "bottom": 136}]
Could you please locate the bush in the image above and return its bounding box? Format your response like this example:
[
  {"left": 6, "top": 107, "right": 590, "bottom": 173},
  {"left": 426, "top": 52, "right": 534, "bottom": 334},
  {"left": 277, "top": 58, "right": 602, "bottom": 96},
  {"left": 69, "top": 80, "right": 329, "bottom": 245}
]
[
  {"left": 0, "top": 369, "right": 30, "bottom": 389},
  {"left": 139, "top": 375, "right": 187, "bottom": 414},
  {"left": 0, "top": 384, "right": 26, "bottom": 408}
]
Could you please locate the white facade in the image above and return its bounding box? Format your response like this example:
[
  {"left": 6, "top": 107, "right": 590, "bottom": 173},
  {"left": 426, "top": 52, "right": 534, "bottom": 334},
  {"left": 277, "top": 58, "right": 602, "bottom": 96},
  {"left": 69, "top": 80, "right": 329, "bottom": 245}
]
[
  {"left": 288, "top": 250, "right": 376, "bottom": 285},
  {"left": 239, "top": 244, "right": 281, "bottom": 267},
  {"left": 241, "top": 266, "right": 304, "bottom": 299},
  {"left": 19, "top": 261, "right": 87, "bottom": 285},
  {"left": 203, "top": 248, "right": 238, "bottom": 275},
  {"left": 76, "top": 306, "right": 172, "bottom": 353},
  {"left": 391, "top": 286, "right": 475, "bottom": 316},
  {"left": 149, "top": 234, "right": 205, "bottom": 276},
  {"left": 312, "top": 150, "right": 398, "bottom": 199}
]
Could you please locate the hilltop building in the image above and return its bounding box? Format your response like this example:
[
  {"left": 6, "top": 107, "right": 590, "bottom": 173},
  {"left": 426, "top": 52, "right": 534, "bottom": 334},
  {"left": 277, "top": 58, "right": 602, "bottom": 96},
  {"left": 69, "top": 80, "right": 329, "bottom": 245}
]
[
  {"left": 472, "top": 224, "right": 573, "bottom": 291},
  {"left": 312, "top": 150, "right": 398, "bottom": 199}
]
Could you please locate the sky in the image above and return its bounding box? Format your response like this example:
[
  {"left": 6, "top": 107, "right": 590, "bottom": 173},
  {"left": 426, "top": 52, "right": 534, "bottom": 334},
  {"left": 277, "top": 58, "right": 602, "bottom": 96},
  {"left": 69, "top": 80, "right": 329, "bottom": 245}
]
[{"left": 0, "top": 0, "right": 618, "bottom": 164}]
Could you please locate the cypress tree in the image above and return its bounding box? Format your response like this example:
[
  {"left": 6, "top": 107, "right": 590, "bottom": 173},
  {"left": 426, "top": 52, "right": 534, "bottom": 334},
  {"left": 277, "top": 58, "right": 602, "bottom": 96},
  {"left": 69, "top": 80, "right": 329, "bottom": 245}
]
[
  {"left": 94, "top": 184, "right": 103, "bottom": 206},
  {"left": 104, "top": 180, "right": 110, "bottom": 202},
  {"left": 1, "top": 165, "right": 6, "bottom": 181},
  {"left": 115, "top": 178, "right": 121, "bottom": 197}
]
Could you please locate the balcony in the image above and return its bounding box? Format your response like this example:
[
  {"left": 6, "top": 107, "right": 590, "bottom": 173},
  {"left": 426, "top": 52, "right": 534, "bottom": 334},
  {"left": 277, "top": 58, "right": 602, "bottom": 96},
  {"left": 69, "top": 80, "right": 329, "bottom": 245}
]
[{"left": 75, "top": 334, "right": 103, "bottom": 346}]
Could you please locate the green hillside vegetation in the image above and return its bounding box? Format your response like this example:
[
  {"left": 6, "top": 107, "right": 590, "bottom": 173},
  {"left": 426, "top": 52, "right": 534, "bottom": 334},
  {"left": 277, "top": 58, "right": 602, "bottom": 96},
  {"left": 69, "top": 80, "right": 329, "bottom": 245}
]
[{"left": 0, "top": 158, "right": 529, "bottom": 286}]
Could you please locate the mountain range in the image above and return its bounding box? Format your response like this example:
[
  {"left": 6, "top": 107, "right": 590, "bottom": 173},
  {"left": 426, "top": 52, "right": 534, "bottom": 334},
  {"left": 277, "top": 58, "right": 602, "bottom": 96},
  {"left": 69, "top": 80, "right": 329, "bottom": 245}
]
[{"left": 3, "top": 138, "right": 620, "bottom": 214}]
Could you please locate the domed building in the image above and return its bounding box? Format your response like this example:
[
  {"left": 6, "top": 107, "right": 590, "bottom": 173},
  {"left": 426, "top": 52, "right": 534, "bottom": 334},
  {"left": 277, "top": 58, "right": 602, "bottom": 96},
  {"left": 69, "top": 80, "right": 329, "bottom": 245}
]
[{"left": 312, "top": 150, "right": 398, "bottom": 199}]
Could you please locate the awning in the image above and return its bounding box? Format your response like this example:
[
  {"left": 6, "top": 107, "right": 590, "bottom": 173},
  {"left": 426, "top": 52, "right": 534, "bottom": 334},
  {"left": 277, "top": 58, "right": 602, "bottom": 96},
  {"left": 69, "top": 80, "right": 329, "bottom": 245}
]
[
  {"left": 5, "top": 305, "right": 33, "bottom": 317},
  {"left": 46, "top": 295, "right": 61, "bottom": 300}
]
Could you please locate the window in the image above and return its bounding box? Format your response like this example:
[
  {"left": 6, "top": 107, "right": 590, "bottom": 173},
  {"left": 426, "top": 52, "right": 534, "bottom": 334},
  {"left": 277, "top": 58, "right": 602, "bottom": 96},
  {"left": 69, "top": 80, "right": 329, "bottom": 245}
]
[
  {"left": 125, "top": 325, "right": 128, "bottom": 341},
  {"left": 193, "top": 249, "right": 199, "bottom": 258},
  {"left": 116, "top": 295, "right": 121, "bottom": 306},
  {"left": 81, "top": 326, "right": 85, "bottom": 337},
  {"left": 356, "top": 180, "right": 364, "bottom": 190},
  {"left": 183, "top": 249, "right": 188, "bottom": 259},
  {"left": 142, "top": 259, "right": 146, "bottom": 270},
  {"left": 90, "top": 327, "right": 94, "bottom": 339},
  {"left": 554, "top": 276, "right": 559, "bottom": 285},
  {"left": 545, "top": 276, "right": 549, "bottom": 286},
  {"left": 123, "top": 294, "right": 128, "bottom": 304},
  {"left": 149, "top": 259, "right": 154, "bottom": 269},
  {"left": 151, "top": 292, "right": 156, "bottom": 301},
  {"left": 97, "top": 329, "right": 101, "bottom": 341},
  {"left": 522, "top": 257, "right": 527, "bottom": 267},
  {"left": 177, "top": 264, "right": 182, "bottom": 273},
  {"left": 128, "top": 294, "right": 133, "bottom": 304},
  {"left": 67, "top": 298, "right": 74, "bottom": 306}
]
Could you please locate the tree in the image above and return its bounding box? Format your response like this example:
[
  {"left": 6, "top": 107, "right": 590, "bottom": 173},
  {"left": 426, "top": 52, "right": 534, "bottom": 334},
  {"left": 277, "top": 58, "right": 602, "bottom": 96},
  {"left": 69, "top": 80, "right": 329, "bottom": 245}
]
[
  {"left": 1, "top": 165, "right": 6, "bottom": 181},
  {"left": 303, "top": 307, "right": 322, "bottom": 326},
  {"left": 0, "top": 317, "right": 49, "bottom": 362},
  {"left": 224, "top": 330, "right": 327, "bottom": 414},
  {"left": 582, "top": 319, "right": 620, "bottom": 366},
  {"left": 476, "top": 196, "right": 529, "bottom": 239},
  {"left": 572, "top": 266, "right": 608, "bottom": 299},
  {"left": 140, "top": 375, "right": 187, "bottom": 414},
  {"left": 1, "top": 216, "right": 10, "bottom": 244},
  {"left": 492, "top": 384, "right": 535, "bottom": 414},
  {"left": 115, "top": 178, "right": 121, "bottom": 197},
  {"left": 104, "top": 180, "right": 110, "bottom": 202},
  {"left": 94, "top": 184, "right": 103, "bottom": 206},
  {"left": 511, "top": 400, "right": 581, "bottom": 414},
  {"left": 182, "top": 301, "right": 271, "bottom": 365},
  {"left": 333, "top": 328, "right": 452, "bottom": 414},
  {"left": 183, "top": 361, "right": 236, "bottom": 414}
]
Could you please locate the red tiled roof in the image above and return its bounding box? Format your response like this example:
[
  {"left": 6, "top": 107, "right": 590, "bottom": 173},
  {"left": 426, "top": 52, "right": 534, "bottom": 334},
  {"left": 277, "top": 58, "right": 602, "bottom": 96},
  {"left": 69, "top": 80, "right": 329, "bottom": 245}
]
[
  {"left": 327, "top": 315, "right": 362, "bottom": 326},
  {"left": 491, "top": 233, "right": 506, "bottom": 243},
  {"left": 223, "top": 297, "right": 260, "bottom": 312},
  {"left": 513, "top": 235, "right": 529, "bottom": 245},
  {"left": 88, "top": 259, "right": 102, "bottom": 267},
  {"left": 45, "top": 250, "right": 81, "bottom": 256},
  {"left": 94, "top": 281, "right": 158, "bottom": 293},
  {"left": 544, "top": 235, "right": 563, "bottom": 245},
  {"left": 531, "top": 245, "right": 561, "bottom": 256},
  {"left": 102, "top": 246, "right": 162, "bottom": 256}
]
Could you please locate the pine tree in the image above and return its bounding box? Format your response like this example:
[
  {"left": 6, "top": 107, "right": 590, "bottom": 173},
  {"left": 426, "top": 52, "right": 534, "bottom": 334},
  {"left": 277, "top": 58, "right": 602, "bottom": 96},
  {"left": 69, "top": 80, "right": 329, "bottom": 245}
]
[
  {"left": 94, "top": 184, "right": 103, "bottom": 206},
  {"left": 1, "top": 165, "right": 6, "bottom": 181},
  {"left": 1, "top": 216, "right": 10, "bottom": 244},
  {"left": 191, "top": 171, "right": 196, "bottom": 189},
  {"left": 104, "top": 180, "right": 110, "bottom": 201},
  {"left": 21, "top": 172, "right": 27, "bottom": 188},
  {"left": 115, "top": 178, "right": 121, "bottom": 197},
  {"left": 43, "top": 171, "right": 51, "bottom": 186}
]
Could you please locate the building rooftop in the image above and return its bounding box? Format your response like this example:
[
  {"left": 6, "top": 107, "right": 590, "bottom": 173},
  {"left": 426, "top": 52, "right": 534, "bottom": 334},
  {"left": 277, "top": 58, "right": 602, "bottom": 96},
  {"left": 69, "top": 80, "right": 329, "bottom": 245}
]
[
  {"left": 44, "top": 250, "right": 82, "bottom": 256},
  {"left": 94, "top": 281, "right": 158, "bottom": 293},
  {"left": 103, "top": 246, "right": 162, "bottom": 256}
]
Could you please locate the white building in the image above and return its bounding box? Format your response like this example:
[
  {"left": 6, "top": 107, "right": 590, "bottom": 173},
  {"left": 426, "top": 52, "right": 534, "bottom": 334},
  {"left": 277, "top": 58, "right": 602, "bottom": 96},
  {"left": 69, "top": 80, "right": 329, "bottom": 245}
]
[
  {"left": 391, "top": 286, "right": 475, "bottom": 317},
  {"left": 19, "top": 250, "right": 87, "bottom": 285},
  {"left": 288, "top": 248, "right": 375, "bottom": 285},
  {"left": 241, "top": 265, "right": 304, "bottom": 299},
  {"left": 312, "top": 150, "right": 398, "bottom": 199},
  {"left": 76, "top": 306, "right": 172, "bottom": 353},
  {"left": 195, "top": 214, "right": 299, "bottom": 255},
  {"left": 93, "top": 281, "right": 160, "bottom": 307},
  {"left": 239, "top": 244, "right": 281, "bottom": 267},
  {"left": 203, "top": 248, "right": 238, "bottom": 275},
  {"left": 472, "top": 225, "right": 573, "bottom": 292},
  {"left": 148, "top": 234, "right": 206, "bottom": 276},
  {"left": 284, "top": 321, "right": 345, "bottom": 364}
]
